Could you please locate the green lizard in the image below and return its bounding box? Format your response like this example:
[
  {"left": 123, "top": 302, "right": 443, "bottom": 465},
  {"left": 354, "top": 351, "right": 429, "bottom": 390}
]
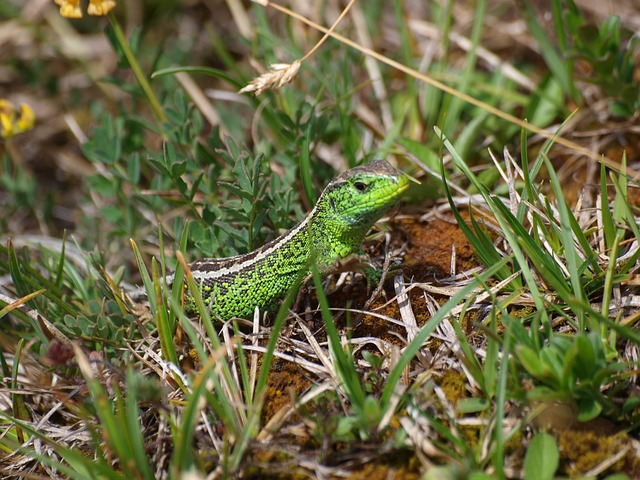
[{"left": 176, "top": 160, "right": 408, "bottom": 319}]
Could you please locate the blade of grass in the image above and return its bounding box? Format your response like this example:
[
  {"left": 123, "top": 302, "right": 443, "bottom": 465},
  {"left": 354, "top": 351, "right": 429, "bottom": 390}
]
[
  {"left": 300, "top": 121, "right": 316, "bottom": 206},
  {"left": 443, "top": 0, "right": 487, "bottom": 136},
  {"left": 153, "top": 258, "right": 178, "bottom": 366},
  {"left": 170, "top": 348, "right": 228, "bottom": 475},
  {"left": 609, "top": 173, "right": 640, "bottom": 276},
  {"left": 600, "top": 163, "right": 616, "bottom": 249},
  {"left": 312, "top": 264, "right": 366, "bottom": 412},
  {"left": 107, "top": 12, "right": 167, "bottom": 125},
  {"left": 122, "top": 370, "right": 156, "bottom": 480},
  {"left": 3, "top": 244, "right": 73, "bottom": 317},
  {"left": 130, "top": 239, "right": 157, "bottom": 316},
  {"left": 53, "top": 230, "right": 67, "bottom": 289},
  {"left": 10, "top": 339, "right": 28, "bottom": 444},
  {"left": 440, "top": 156, "right": 516, "bottom": 284},
  {"left": 166, "top": 293, "right": 243, "bottom": 434},
  {"left": 176, "top": 252, "right": 248, "bottom": 432},
  {"left": 73, "top": 344, "right": 155, "bottom": 480},
  {"left": 436, "top": 127, "right": 559, "bottom": 327},
  {"left": 517, "top": 0, "right": 578, "bottom": 102},
  {"left": 541, "top": 154, "right": 587, "bottom": 329},
  {"left": 151, "top": 66, "right": 243, "bottom": 89},
  {"left": 0, "top": 414, "right": 113, "bottom": 479},
  {"left": 232, "top": 321, "right": 253, "bottom": 407}
]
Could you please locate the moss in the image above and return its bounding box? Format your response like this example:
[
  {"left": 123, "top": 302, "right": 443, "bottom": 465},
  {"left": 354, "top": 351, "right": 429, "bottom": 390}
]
[
  {"left": 459, "top": 424, "right": 482, "bottom": 448},
  {"left": 262, "top": 360, "right": 312, "bottom": 422},
  {"left": 243, "top": 464, "right": 310, "bottom": 480},
  {"left": 557, "top": 429, "right": 640, "bottom": 477},
  {"left": 510, "top": 306, "right": 534, "bottom": 319},
  {"left": 460, "top": 308, "right": 480, "bottom": 334},
  {"left": 504, "top": 429, "right": 525, "bottom": 469},
  {"left": 437, "top": 369, "right": 468, "bottom": 406},
  {"left": 345, "top": 452, "right": 421, "bottom": 480}
]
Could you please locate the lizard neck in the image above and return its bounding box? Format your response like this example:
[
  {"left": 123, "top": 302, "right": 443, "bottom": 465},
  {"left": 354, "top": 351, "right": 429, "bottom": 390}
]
[{"left": 307, "top": 195, "right": 371, "bottom": 270}]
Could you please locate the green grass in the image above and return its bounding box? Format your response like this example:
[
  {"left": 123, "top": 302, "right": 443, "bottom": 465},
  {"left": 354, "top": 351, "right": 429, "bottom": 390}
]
[{"left": 1, "top": 0, "right": 640, "bottom": 478}]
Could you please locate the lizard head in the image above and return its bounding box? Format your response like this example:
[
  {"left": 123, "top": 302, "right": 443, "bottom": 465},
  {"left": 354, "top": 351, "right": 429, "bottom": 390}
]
[
  {"left": 317, "top": 160, "right": 408, "bottom": 229},
  {"left": 305, "top": 160, "right": 408, "bottom": 266}
]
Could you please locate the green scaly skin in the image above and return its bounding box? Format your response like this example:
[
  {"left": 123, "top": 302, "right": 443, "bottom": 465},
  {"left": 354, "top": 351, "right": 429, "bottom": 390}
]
[{"left": 180, "top": 160, "right": 408, "bottom": 319}]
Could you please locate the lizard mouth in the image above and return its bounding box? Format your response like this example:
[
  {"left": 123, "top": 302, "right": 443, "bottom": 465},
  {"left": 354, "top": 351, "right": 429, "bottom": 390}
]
[
  {"left": 342, "top": 174, "right": 409, "bottom": 216},
  {"left": 372, "top": 176, "right": 408, "bottom": 204},
  {"left": 396, "top": 175, "right": 409, "bottom": 194},
  {"left": 383, "top": 174, "right": 409, "bottom": 201}
]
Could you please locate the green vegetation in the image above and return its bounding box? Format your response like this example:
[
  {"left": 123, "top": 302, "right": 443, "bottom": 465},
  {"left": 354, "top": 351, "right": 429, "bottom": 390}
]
[{"left": 1, "top": 0, "right": 639, "bottom": 478}]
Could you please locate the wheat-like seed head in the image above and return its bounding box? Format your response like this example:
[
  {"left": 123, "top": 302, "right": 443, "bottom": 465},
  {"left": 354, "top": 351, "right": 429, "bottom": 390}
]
[{"left": 239, "top": 60, "right": 301, "bottom": 96}]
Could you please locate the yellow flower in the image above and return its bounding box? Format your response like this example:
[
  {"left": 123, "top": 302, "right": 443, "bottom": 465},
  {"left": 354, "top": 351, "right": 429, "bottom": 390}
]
[
  {"left": 0, "top": 100, "right": 15, "bottom": 138},
  {"left": 54, "top": 0, "right": 82, "bottom": 18},
  {"left": 17, "top": 104, "right": 36, "bottom": 133},
  {"left": 0, "top": 114, "right": 12, "bottom": 138},
  {"left": 88, "top": 0, "right": 116, "bottom": 16},
  {"left": 0, "top": 100, "right": 35, "bottom": 139},
  {"left": 53, "top": 0, "right": 116, "bottom": 18}
]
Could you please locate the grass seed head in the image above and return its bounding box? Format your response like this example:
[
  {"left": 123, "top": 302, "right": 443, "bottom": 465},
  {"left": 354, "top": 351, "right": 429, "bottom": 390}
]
[{"left": 239, "top": 60, "right": 301, "bottom": 96}]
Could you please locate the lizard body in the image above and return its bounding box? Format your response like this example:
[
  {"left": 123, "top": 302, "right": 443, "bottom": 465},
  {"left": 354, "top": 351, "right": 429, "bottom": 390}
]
[{"left": 177, "top": 160, "right": 408, "bottom": 319}]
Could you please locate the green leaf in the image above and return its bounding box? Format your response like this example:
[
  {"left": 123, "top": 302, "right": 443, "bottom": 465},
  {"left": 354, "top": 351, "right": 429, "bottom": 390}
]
[
  {"left": 602, "top": 475, "right": 631, "bottom": 480},
  {"left": 469, "top": 473, "right": 495, "bottom": 480},
  {"left": 362, "top": 395, "right": 382, "bottom": 427},
  {"left": 622, "top": 396, "right": 640, "bottom": 415},
  {"left": 457, "top": 397, "right": 489, "bottom": 414},
  {"left": 572, "top": 334, "right": 596, "bottom": 379},
  {"left": 577, "top": 398, "right": 602, "bottom": 422},
  {"left": 515, "top": 345, "right": 553, "bottom": 382},
  {"left": 523, "top": 432, "right": 559, "bottom": 480},
  {"left": 422, "top": 466, "right": 459, "bottom": 480},
  {"left": 539, "top": 347, "right": 565, "bottom": 384},
  {"left": 526, "top": 76, "right": 565, "bottom": 129}
]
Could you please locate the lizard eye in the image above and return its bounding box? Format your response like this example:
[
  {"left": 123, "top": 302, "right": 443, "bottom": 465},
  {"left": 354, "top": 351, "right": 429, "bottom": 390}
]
[{"left": 354, "top": 181, "right": 367, "bottom": 192}]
